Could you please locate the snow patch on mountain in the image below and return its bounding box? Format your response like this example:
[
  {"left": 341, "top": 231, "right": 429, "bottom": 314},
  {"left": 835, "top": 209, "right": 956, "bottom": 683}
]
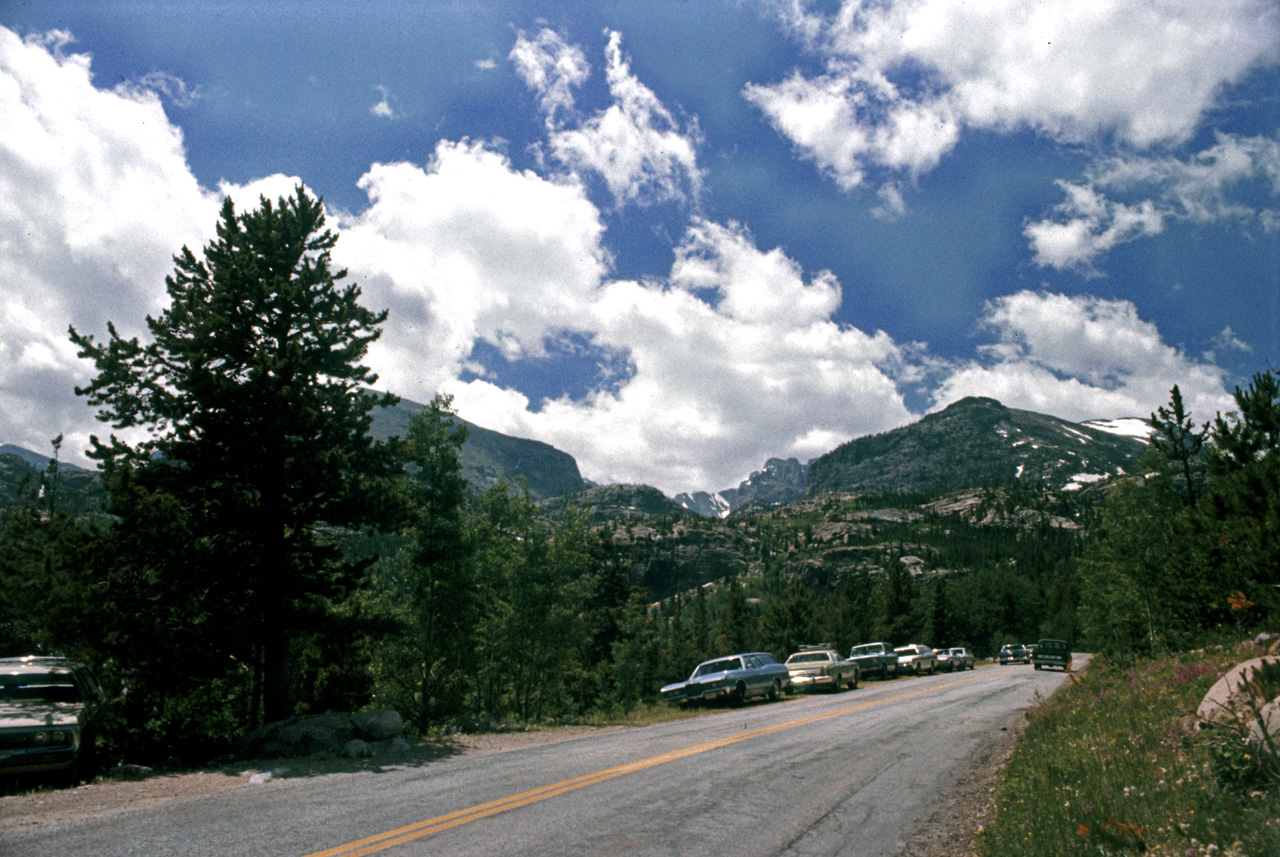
[{"left": 1083, "top": 418, "right": 1153, "bottom": 443}]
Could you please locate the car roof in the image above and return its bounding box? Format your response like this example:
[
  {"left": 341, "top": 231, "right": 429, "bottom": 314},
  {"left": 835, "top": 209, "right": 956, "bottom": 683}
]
[{"left": 0, "top": 656, "right": 80, "bottom": 674}]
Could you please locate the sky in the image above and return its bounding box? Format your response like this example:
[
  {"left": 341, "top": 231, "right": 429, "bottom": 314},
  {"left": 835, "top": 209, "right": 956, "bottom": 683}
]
[{"left": 1, "top": 0, "right": 1278, "bottom": 497}]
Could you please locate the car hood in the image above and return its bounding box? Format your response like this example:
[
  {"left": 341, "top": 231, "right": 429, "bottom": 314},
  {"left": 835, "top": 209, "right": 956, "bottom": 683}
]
[
  {"left": 689, "top": 672, "right": 733, "bottom": 685},
  {"left": 0, "top": 701, "right": 85, "bottom": 729}
]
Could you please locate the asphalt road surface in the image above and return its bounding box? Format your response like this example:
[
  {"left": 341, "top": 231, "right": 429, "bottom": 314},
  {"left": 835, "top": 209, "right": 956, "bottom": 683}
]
[{"left": 5, "top": 664, "right": 1076, "bottom": 857}]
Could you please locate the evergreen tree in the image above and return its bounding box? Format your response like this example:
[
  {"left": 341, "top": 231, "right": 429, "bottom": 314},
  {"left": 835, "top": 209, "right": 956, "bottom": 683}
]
[
  {"left": 70, "top": 187, "right": 400, "bottom": 725},
  {"left": 930, "top": 576, "right": 953, "bottom": 648},
  {"left": 1204, "top": 371, "right": 1280, "bottom": 625},
  {"left": 873, "top": 558, "right": 915, "bottom": 643},
  {"left": 760, "top": 579, "right": 816, "bottom": 658},
  {"left": 1150, "top": 384, "right": 1206, "bottom": 506},
  {"left": 715, "top": 574, "right": 752, "bottom": 653},
  {"left": 470, "top": 483, "right": 585, "bottom": 721},
  {"left": 399, "top": 395, "right": 474, "bottom": 728}
]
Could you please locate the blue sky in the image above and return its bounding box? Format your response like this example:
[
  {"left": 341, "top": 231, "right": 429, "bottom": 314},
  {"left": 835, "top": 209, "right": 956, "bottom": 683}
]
[{"left": 1, "top": 1, "right": 1278, "bottom": 496}]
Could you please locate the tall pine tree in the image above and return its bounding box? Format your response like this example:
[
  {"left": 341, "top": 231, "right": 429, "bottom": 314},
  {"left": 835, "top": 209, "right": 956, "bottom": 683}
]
[{"left": 71, "top": 187, "right": 400, "bottom": 725}]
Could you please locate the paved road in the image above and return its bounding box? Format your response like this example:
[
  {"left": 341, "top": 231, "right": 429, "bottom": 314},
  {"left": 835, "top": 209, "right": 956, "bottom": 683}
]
[{"left": 5, "top": 664, "right": 1075, "bottom": 857}]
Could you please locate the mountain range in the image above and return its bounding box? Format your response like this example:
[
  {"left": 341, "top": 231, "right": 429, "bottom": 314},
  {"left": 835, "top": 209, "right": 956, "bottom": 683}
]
[
  {"left": 1, "top": 395, "right": 1151, "bottom": 517},
  {"left": 804, "top": 396, "right": 1150, "bottom": 498},
  {"left": 366, "top": 398, "right": 588, "bottom": 502}
]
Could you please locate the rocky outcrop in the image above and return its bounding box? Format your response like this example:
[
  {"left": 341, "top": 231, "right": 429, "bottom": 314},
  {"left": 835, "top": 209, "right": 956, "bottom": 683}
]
[
  {"left": 540, "top": 483, "right": 689, "bottom": 525},
  {"left": 1197, "top": 655, "right": 1280, "bottom": 759},
  {"left": 728, "top": 458, "right": 807, "bottom": 511},
  {"left": 1196, "top": 657, "right": 1280, "bottom": 726},
  {"left": 232, "top": 708, "right": 407, "bottom": 761},
  {"left": 612, "top": 524, "right": 754, "bottom": 600},
  {"left": 370, "top": 398, "right": 587, "bottom": 501}
]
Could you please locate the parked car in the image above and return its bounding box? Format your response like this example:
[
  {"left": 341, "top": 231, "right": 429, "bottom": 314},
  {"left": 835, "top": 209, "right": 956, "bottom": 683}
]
[
  {"left": 1031, "top": 639, "right": 1072, "bottom": 672},
  {"left": 946, "top": 647, "right": 975, "bottom": 670},
  {"left": 0, "top": 656, "right": 104, "bottom": 783},
  {"left": 848, "top": 642, "right": 899, "bottom": 679},
  {"left": 661, "top": 652, "right": 790, "bottom": 707},
  {"left": 998, "top": 644, "right": 1030, "bottom": 665},
  {"left": 785, "top": 645, "right": 859, "bottom": 692},
  {"left": 893, "top": 644, "right": 937, "bottom": 675},
  {"left": 934, "top": 648, "right": 955, "bottom": 671}
]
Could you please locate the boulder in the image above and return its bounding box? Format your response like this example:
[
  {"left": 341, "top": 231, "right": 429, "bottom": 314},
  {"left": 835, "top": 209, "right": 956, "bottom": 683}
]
[
  {"left": 343, "top": 739, "right": 373, "bottom": 759},
  {"left": 1248, "top": 696, "right": 1280, "bottom": 750},
  {"left": 1196, "top": 656, "right": 1280, "bottom": 726},
  {"left": 233, "top": 708, "right": 404, "bottom": 760},
  {"left": 1256, "top": 632, "right": 1280, "bottom": 655},
  {"left": 353, "top": 708, "right": 403, "bottom": 741}
]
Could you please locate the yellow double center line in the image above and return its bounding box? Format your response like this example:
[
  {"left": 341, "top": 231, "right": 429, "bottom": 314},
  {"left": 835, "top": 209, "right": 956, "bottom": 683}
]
[{"left": 306, "top": 672, "right": 993, "bottom": 857}]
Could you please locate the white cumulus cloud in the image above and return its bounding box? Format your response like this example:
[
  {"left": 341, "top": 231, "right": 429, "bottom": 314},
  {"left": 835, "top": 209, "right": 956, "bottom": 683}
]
[
  {"left": 445, "top": 218, "right": 915, "bottom": 493},
  {"left": 1026, "top": 133, "right": 1280, "bottom": 269},
  {"left": 333, "top": 140, "right": 611, "bottom": 403},
  {"left": 932, "top": 291, "right": 1236, "bottom": 423},
  {"left": 749, "top": 0, "right": 1280, "bottom": 189},
  {"left": 0, "top": 27, "right": 219, "bottom": 462},
  {"left": 514, "top": 28, "right": 703, "bottom": 207}
]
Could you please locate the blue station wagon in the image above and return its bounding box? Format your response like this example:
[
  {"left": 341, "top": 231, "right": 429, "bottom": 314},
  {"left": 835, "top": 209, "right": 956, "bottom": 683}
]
[{"left": 661, "top": 652, "right": 791, "bottom": 706}]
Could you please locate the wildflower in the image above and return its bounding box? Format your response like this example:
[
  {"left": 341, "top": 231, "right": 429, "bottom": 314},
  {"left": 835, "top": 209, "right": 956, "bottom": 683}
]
[{"left": 1228, "top": 591, "right": 1253, "bottom": 610}]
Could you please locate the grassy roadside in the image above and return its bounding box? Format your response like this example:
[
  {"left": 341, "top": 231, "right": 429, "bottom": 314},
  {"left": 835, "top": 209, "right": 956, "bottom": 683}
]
[{"left": 978, "top": 645, "right": 1280, "bottom": 857}]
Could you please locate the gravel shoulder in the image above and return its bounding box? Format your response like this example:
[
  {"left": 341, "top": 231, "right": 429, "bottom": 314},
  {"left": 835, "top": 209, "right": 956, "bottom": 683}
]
[{"left": 2, "top": 720, "right": 1014, "bottom": 855}]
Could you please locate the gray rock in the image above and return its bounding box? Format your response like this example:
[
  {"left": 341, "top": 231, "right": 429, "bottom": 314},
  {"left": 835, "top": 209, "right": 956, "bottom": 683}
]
[
  {"left": 1248, "top": 696, "right": 1280, "bottom": 750},
  {"left": 352, "top": 708, "right": 403, "bottom": 741},
  {"left": 343, "top": 739, "right": 373, "bottom": 759},
  {"left": 1197, "top": 656, "right": 1280, "bottom": 725},
  {"left": 377, "top": 735, "right": 411, "bottom": 755},
  {"left": 233, "top": 708, "right": 404, "bottom": 761}
]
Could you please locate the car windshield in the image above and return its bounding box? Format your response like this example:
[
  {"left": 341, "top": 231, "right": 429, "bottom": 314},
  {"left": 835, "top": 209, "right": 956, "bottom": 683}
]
[
  {"left": 0, "top": 673, "right": 82, "bottom": 703},
  {"left": 694, "top": 658, "right": 742, "bottom": 677},
  {"left": 850, "top": 645, "right": 880, "bottom": 656},
  {"left": 787, "top": 653, "right": 830, "bottom": 665}
]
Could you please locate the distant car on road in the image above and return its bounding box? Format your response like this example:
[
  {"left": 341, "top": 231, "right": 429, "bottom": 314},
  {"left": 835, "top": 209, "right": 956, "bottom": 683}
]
[
  {"left": 785, "top": 645, "right": 859, "bottom": 692},
  {"left": 945, "top": 648, "right": 975, "bottom": 670},
  {"left": 848, "top": 642, "right": 899, "bottom": 679},
  {"left": 661, "top": 652, "right": 790, "bottom": 707},
  {"left": 998, "top": 644, "right": 1030, "bottom": 665},
  {"left": 1031, "top": 639, "right": 1072, "bottom": 672},
  {"left": 893, "top": 644, "right": 937, "bottom": 676},
  {"left": 0, "top": 656, "right": 104, "bottom": 784}
]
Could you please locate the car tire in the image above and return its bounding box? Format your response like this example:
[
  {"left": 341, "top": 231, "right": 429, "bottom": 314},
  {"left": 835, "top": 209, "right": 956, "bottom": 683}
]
[
  {"left": 768, "top": 679, "right": 781, "bottom": 701},
  {"left": 849, "top": 668, "right": 859, "bottom": 690},
  {"left": 731, "top": 683, "right": 747, "bottom": 706}
]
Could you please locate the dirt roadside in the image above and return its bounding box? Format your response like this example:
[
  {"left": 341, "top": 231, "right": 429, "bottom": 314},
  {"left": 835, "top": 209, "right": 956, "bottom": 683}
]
[{"left": 1, "top": 721, "right": 1017, "bottom": 855}]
